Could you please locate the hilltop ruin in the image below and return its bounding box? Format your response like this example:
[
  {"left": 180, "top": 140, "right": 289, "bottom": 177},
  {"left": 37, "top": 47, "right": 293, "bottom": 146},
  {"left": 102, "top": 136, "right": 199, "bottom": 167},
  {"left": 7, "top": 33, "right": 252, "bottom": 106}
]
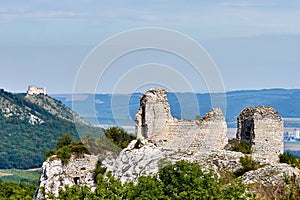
[
  {"left": 27, "top": 85, "right": 46, "bottom": 95},
  {"left": 237, "top": 106, "right": 284, "bottom": 162},
  {"left": 135, "top": 88, "right": 228, "bottom": 151},
  {"left": 136, "top": 88, "right": 284, "bottom": 161}
]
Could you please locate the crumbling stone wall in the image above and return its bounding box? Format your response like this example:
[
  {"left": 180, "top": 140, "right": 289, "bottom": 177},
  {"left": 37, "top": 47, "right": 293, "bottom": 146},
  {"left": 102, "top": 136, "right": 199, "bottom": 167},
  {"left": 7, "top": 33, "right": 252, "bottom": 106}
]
[
  {"left": 237, "top": 106, "right": 284, "bottom": 162},
  {"left": 27, "top": 85, "right": 46, "bottom": 95},
  {"left": 35, "top": 154, "right": 98, "bottom": 199},
  {"left": 135, "top": 88, "right": 228, "bottom": 151}
]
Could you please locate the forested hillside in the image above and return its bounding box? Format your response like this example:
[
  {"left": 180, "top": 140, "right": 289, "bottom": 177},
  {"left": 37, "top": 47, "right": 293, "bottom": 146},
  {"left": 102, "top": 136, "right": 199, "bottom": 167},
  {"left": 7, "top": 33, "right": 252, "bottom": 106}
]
[{"left": 0, "top": 89, "right": 102, "bottom": 169}]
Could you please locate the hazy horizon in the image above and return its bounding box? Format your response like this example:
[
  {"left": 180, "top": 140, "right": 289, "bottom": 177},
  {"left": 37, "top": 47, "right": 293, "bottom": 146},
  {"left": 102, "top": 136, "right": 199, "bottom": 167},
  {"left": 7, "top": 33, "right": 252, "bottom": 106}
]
[{"left": 1, "top": 1, "right": 299, "bottom": 94}]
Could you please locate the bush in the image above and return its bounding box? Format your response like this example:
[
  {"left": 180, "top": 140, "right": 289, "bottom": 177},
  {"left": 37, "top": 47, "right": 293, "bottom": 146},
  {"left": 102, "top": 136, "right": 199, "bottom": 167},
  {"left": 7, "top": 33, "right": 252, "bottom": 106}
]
[
  {"left": 45, "top": 134, "right": 90, "bottom": 165},
  {"left": 69, "top": 141, "right": 90, "bottom": 157},
  {"left": 56, "top": 133, "right": 74, "bottom": 149},
  {"left": 229, "top": 139, "right": 252, "bottom": 154},
  {"left": 0, "top": 182, "right": 37, "bottom": 199},
  {"left": 104, "top": 127, "right": 135, "bottom": 149},
  {"left": 56, "top": 146, "right": 71, "bottom": 165},
  {"left": 53, "top": 160, "right": 256, "bottom": 200},
  {"left": 93, "top": 160, "right": 107, "bottom": 183},
  {"left": 279, "top": 152, "right": 300, "bottom": 168},
  {"left": 234, "top": 155, "right": 263, "bottom": 177}
]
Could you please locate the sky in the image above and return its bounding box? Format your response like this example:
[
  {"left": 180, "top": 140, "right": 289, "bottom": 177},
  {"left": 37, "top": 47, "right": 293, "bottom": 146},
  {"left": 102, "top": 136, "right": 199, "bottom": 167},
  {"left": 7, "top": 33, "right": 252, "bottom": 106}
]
[{"left": 0, "top": 0, "right": 300, "bottom": 94}]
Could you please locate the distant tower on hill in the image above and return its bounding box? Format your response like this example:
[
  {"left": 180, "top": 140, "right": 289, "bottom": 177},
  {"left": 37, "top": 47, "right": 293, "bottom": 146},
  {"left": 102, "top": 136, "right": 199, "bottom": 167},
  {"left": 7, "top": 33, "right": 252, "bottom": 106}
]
[{"left": 27, "top": 85, "right": 46, "bottom": 95}]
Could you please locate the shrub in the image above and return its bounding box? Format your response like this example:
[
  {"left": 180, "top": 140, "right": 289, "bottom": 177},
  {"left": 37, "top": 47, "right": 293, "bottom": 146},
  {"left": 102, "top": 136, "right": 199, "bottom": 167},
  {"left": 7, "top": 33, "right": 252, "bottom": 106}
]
[
  {"left": 234, "top": 155, "right": 263, "bottom": 177},
  {"left": 229, "top": 139, "right": 252, "bottom": 154},
  {"left": 0, "top": 182, "right": 37, "bottom": 199},
  {"left": 53, "top": 160, "right": 256, "bottom": 200},
  {"left": 56, "top": 133, "right": 73, "bottom": 149},
  {"left": 279, "top": 152, "right": 300, "bottom": 168},
  {"left": 104, "top": 127, "right": 135, "bottom": 149},
  {"left": 45, "top": 134, "right": 90, "bottom": 165},
  {"left": 93, "top": 160, "right": 107, "bottom": 183},
  {"left": 56, "top": 146, "right": 72, "bottom": 165},
  {"left": 69, "top": 141, "right": 90, "bottom": 157}
]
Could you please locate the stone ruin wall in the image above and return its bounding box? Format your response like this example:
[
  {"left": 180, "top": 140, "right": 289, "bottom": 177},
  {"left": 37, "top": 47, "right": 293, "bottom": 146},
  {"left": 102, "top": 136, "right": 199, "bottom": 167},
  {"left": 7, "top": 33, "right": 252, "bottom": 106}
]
[
  {"left": 237, "top": 106, "right": 284, "bottom": 162},
  {"left": 27, "top": 85, "right": 46, "bottom": 95},
  {"left": 136, "top": 88, "right": 284, "bottom": 161},
  {"left": 35, "top": 154, "right": 98, "bottom": 199},
  {"left": 135, "top": 88, "right": 228, "bottom": 151}
]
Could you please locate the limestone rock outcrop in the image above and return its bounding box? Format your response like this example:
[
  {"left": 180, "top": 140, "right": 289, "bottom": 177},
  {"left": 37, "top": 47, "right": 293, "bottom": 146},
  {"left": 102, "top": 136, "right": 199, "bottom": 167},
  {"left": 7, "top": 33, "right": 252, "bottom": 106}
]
[
  {"left": 242, "top": 163, "right": 300, "bottom": 186},
  {"left": 111, "top": 139, "right": 245, "bottom": 183},
  {"left": 237, "top": 106, "right": 284, "bottom": 162},
  {"left": 135, "top": 88, "right": 228, "bottom": 151},
  {"left": 35, "top": 154, "right": 98, "bottom": 199}
]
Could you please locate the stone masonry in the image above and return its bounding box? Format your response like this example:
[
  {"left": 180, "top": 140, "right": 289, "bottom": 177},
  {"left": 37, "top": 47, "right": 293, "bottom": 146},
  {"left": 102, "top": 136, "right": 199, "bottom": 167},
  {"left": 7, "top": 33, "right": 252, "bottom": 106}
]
[
  {"left": 27, "top": 85, "right": 46, "bottom": 95},
  {"left": 135, "top": 88, "right": 228, "bottom": 151},
  {"left": 237, "top": 106, "right": 284, "bottom": 162},
  {"left": 35, "top": 154, "right": 98, "bottom": 199}
]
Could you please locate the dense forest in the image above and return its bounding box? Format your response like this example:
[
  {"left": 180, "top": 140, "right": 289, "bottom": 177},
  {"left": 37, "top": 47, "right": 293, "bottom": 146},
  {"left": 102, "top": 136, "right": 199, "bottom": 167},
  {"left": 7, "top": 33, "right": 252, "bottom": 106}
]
[{"left": 0, "top": 89, "right": 102, "bottom": 169}]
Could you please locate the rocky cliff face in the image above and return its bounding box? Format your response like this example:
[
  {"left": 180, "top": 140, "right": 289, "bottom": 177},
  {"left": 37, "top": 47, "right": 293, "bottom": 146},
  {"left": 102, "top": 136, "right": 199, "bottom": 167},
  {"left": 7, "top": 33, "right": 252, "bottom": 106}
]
[
  {"left": 35, "top": 154, "right": 99, "bottom": 199},
  {"left": 110, "top": 138, "right": 300, "bottom": 192}
]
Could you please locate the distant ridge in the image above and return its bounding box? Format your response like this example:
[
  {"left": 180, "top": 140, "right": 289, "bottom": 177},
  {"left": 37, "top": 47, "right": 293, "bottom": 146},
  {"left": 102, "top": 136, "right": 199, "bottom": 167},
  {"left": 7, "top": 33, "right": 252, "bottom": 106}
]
[{"left": 53, "top": 88, "right": 300, "bottom": 128}]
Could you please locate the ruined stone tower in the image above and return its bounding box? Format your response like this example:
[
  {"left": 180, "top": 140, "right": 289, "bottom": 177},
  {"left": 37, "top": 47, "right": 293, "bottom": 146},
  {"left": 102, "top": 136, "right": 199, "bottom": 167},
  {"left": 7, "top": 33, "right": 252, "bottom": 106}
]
[
  {"left": 27, "top": 85, "right": 46, "bottom": 95},
  {"left": 135, "top": 88, "right": 228, "bottom": 151},
  {"left": 135, "top": 88, "right": 173, "bottom": 139},
  {"left": 237, "top": 106, "right": 284, "bottom": 162}
]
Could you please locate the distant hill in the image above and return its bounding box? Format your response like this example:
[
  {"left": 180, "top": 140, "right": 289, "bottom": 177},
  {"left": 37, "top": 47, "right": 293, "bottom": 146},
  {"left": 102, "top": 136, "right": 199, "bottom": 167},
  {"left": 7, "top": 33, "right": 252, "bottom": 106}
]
[
  {"left": 0, "top": 89, "right": 102, "bottom": 169},
  {"left": 53, "top": 88, "right": 300, "bottom": 128}
]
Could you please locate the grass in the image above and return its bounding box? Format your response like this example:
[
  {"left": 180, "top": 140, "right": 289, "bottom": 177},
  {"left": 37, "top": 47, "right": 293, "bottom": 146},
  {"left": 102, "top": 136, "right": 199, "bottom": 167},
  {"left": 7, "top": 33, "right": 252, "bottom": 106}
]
[{"left": 0, "top": 169, "right": 41, "bottom": 184}]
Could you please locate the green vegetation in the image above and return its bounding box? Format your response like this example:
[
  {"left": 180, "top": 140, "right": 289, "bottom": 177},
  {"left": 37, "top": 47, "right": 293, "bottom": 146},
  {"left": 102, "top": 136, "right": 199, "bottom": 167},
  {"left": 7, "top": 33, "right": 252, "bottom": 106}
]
[
  {"left": 279, "top": 152, "right": 300, "bottom": 168},
  {"left": 0, "top": 89, "right": 102, "bottom": 169},
  {"left": 0, "top": 169, "right": 40, "bottom": 185},
  {"left": 45, "top": 133, "right": 90, "bottom": 164},
  {"left": 234, "top": 155, "right": 263, "bottom": 177},
  {"left": 104, "top": 127, "right": 135, "bottom": 149},
  {"left": 0, "top": 182, "right": 37, "bottom": 200},
  {"left": 229, "top": 139, "right": 252, "bottom": 154},
  {"left": 44, "top": 160, "right": 255, "bottom": 199}
]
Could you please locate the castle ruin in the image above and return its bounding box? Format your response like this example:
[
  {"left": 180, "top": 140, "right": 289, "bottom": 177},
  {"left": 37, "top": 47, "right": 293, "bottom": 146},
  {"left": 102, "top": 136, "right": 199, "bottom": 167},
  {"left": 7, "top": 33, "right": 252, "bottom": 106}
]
[
  {"left": 27, "top": 85, "right": 46, "bottom": 95},
  {"left": 237, "top": 106, "right": 284, "bottom": 162},
  {"left": 136, "top": 88, "right": 284, "bottom": 162},
  {"left": 135, "top": 88, "right": 228, "bottom": 151}
]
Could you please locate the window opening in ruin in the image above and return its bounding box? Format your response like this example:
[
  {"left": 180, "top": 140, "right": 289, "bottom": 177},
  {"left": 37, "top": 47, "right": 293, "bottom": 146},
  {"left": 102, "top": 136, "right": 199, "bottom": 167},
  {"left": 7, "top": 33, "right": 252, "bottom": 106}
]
[{"left": 74, "top": 177, "right": 80, "bottom": 185}]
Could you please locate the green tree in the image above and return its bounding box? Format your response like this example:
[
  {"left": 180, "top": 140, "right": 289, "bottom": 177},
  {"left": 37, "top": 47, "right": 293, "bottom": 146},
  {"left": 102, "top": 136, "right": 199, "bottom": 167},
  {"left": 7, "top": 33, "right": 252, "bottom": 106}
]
[
  {"left": 159, "top": 160, "right": 222, "bottom": 199},
  {"left": 56, "top": 133, "right": 74, "bottom": 149},
  {"left": 53, "top": 160, "right": 256, "bottom": 200},
  {"left": 104, "top": 127, "right": 135, "bottom": 149},
  {"left": 279, "top": 152, "right": 300, "bottom": 168},
  {"left": 0, "top": 182, "right": 36, "bottom": 200}
]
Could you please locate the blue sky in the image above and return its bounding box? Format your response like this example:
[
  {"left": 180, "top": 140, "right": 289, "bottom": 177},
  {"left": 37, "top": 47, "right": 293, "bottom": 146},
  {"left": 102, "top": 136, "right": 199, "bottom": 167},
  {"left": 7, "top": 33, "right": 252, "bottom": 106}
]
[{"left": 0, "top": 0, "right": 300, "bottom": 93}]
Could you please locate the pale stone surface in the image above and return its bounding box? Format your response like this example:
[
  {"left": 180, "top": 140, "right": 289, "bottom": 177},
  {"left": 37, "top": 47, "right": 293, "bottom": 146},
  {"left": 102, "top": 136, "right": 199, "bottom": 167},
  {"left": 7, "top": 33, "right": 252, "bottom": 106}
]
[
  {"left": 29, "top": 114, "right": 44, "bottom": 125},
  {"left": 237, "top": 106, "right": 284, "bottom": 162},
  {"left": 135, "top": 88, "right": 228, "bottom": 152},
  {"left": 35, "top": 154, "right": 98, "bottom": 199},
  {"left": 111, "top": 139, "right": 246, "bottom": 183},
  {"left": 111, "top": 139, "right": 300, "bottom": 189},
  {"left": 27, "top": 85, "right": 46, "bottom": 95},
  {"left": 242, "top": 163, "right": 300, "bottom": 186}
]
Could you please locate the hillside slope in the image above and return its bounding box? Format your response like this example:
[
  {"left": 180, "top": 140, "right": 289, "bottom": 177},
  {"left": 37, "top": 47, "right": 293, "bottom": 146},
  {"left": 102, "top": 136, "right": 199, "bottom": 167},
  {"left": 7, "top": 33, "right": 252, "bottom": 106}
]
[{"left": 0, "top": 89, "right": 102, "bottom": 169}]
